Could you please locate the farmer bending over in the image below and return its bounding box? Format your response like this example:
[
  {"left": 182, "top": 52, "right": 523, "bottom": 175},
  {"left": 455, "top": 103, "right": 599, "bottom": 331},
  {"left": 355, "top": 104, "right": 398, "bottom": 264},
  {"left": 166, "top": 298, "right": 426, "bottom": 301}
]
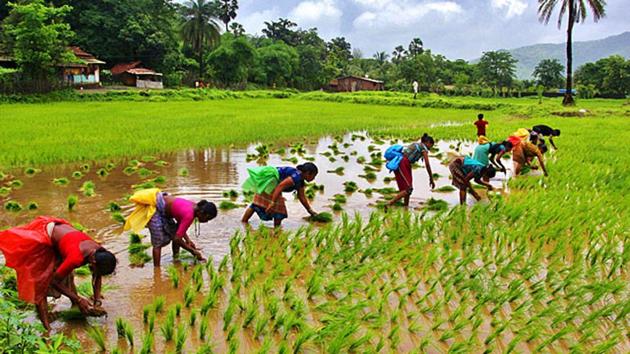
[
  {"left": 449, "top": 157, "right": 496, "bottom": 205},
  {"left": 124, "top": 188, "right": 217, "bottom": 267},
  {"left": 241, "top": 163, "right": 319, "bottom": 227},
  {"left": 0, "top": 216, "right": 117, "bottom": 331},
  {"left": 532, "top": 124, "right": 560, "bottom": 150},
  {"left": 385, "top": 133, "right": 435, "bottom": 209}
]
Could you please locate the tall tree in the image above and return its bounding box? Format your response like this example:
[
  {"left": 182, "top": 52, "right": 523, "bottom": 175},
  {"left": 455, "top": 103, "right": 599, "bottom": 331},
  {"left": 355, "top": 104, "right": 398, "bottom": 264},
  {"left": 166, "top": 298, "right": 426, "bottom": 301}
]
[
  {"left": 477, "top": 51, "right": 517, "bottom": 95},
  {"left": 3, "top": 0, "right": 75, "bottom": 84},
  {"left": 207, "top": 33, "right": 254, "bottom": 87},
  {"left": 392, "top": 45, "right": 407, "bottom": 63},
  {"left": 408, "top": 37, "right": 424, "bottom": 56},
  {"left": 229, "top": 22, "right": 245, "bottom": 36},
  {"left": 262, "top": 18, "right": 299, "bottom": 46},
  {"left": 533, "top": 58, "right": 565, "bottom": 89},
  {"left": 538, "top": 0, "right": 606, "bottom": 105},
  {"left": 181, "top": 0, "right": 221, "bottom": 79},
  {"left": 373, "top": 51, "right": 389, "bottom": 65},
  {"left": 216, "top": 0, "right": 238, "bottom": 32}
]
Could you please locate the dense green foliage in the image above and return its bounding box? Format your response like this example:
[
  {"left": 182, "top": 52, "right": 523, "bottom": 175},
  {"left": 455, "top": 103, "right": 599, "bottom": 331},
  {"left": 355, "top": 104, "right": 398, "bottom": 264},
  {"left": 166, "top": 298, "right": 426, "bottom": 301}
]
[
  {"left": 2, "top": 0, "right": 75, "bottom": 81},
  {"left": 0, "top": 0, "right": 626, "bottom": 95},
  {"left": 575, "top": 55, "right": 630, "bottom": 96},
  {"left": 533, "top": 58, "right": 565, "bottom": 89}
]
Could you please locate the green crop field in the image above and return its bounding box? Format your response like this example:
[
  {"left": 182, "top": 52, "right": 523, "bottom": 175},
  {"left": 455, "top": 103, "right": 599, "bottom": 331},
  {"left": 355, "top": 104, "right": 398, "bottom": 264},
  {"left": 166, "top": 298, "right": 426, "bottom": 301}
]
[{"left": 1, "top": 92, "right": 629, "bottom": 352}]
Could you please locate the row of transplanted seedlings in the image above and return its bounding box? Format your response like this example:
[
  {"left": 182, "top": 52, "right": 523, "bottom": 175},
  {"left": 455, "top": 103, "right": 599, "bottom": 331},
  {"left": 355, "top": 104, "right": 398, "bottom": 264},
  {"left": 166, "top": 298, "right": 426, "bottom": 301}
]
[{"left": 86, "top": 201, "right": 627, "bottom": 353}]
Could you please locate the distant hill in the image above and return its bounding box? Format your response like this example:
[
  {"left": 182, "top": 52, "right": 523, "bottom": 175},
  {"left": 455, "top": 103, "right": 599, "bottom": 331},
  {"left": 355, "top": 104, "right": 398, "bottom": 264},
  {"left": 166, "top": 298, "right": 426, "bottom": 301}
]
[{"left": 477, "top": 32, "right": 630, "bottom": 79}]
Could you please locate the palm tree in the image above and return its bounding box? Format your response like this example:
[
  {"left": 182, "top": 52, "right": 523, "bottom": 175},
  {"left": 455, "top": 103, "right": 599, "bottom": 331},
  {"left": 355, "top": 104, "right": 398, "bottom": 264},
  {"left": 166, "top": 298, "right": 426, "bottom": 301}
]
[
  {"left": 538, "top": 0, "right": 606, "bottom": 106},
  {"left": 373, "top": 51, "right": 389, "bottom": 65},
  {"left": 181, "top": 0, "right": 221, "bottom": 80}
]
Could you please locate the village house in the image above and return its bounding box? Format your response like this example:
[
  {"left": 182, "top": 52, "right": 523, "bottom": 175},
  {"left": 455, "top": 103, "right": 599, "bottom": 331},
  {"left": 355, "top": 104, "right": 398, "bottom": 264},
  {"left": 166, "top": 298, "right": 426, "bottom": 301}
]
[
  {"left": 329, "top": 75, "right": 384, "bottom": 92},
  {"left": 111, "top": 61, "right": 163, "bottom": 89}
]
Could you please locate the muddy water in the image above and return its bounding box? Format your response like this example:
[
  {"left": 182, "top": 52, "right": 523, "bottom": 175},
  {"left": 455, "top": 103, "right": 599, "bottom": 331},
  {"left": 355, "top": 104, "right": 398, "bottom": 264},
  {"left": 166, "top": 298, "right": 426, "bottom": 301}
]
[{"left": 0, "top": 132, "right": 510, "bottom": 351}]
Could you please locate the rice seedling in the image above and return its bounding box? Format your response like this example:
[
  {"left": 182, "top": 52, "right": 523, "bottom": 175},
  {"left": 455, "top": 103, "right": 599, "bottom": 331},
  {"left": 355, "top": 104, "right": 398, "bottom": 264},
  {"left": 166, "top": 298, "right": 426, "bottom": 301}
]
[
  {"left": 152, "top": 175, "right": 166, "bottom": 184},
  {"left": 72, "top": 171, "right": 84, "bottom": 179},
  {"left": 137, "top": 168, "right": 154, "bottom": 179},
  {"left": 0, "top": 187, "right": 10, "bottom": 196},
  {"left": 327, "top": 166, "right": 345, "bottom": 175},
  {"left": 167, "top": 265, "right": 180, "bottom": 288},
  {"left": 434, "top": 185, "right": 456, "bottom": 193},
  {"left": 26, "top": 201, "right": 38, "bottom": 210},
  {"left": 24, "top": 167, "right": 40, "bottom": 176},
  {"left": 174, "top": 323, "right": 187, "bottom": 353},
  {"left": 199, "top": 316, "right": 209, "bottom": 340},
  {"left": 52, "top": 177, "right": 69, "bottom": 186},
  {"left": 177, "top": 167, "right": 189, "bottom": 176},
  {"left": 96, "top": 168, "right": 109, "bottom": 178},
  {"left": 143, "top": 306, "right": 150, "bottom": 324},
  {"left": 4, "top": 200, "right": 22, "bottom": 212},
  {"left": 80, "top": 181, "right": 96, "bottom": 197},
  {"left": 222, "top": 189, "right": 239, "bottom": 199},
  {"left": 154, "top": 160, "right": 169, "bottom": 167},
  {"left": 359, "top": 172, "right": 377, "bottom": 181},
  {"left": 424, "top": 198, "right": 448, "bottom": 212},
  {"left": 184, "top": 286, "right": 195, "bottom": 307},
  {"left": 111, "top": 211, "right": 125, "bottom": 224},
  {"left": 332, "top": 194, "right": 347, "bottom": 204},
  {"left": 219, "top": 200, "right": 240, "bottom": 210},
  {"left": 343, "top": 181, "right": 359, "bottom": 193},
  {"left": 7, "top": 179, "right": 23, "bottom": 188},
  {"left": 356, "top": 156, "right": 366, "bottom": 164},
  {"left": 283, "top": 156, "right": 299, "bottom": 164},
  {"left": 140, "top": 332, "right": 153, "bottom": 354},
  {"left": 153, "top": 296, "right": 166, "bottom": 313},
  {"left": 123, "top": 166, "right": 137, "bottom": 176},
  {"left": 160, "top": 308, "right": 176, "bottom": 341},
  {"left": 331, "top": 202, "right": 344, "bottom": 211},
  {"left": 86, "top": 326, "right": 107, "bottom": 352}
]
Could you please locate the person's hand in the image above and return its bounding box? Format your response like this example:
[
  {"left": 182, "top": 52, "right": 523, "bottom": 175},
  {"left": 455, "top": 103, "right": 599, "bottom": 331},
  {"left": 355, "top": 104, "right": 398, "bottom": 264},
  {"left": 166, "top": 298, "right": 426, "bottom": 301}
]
[
  {"left": 544, "top": 171, "right": 549, "bottom": 177},
  {"left": 77, "top": 297, "right": 93, "bottom": 314},
  {"left": 429, "top": 180, "right": 436, "bottom": 189},
  {"left": 265, "top": 204, "right": 274, "bottom": 214},
  {"left": 486, "top": 185, "right": 493, "bottom": 191},
  {"left": 473, "top": 193, "right": 481, "bottom": 201},
  {"left": 307, "top": 209, "right": 317, "bottom": 216},
  {"left": 501, "top": 167, "right": 506, "bottom": 174}
]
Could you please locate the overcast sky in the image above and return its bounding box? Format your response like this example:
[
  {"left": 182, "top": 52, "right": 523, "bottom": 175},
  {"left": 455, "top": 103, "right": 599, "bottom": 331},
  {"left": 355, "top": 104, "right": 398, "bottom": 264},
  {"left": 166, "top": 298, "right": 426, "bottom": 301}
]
[{"left": 227, "top": 0, "right": 629, "bottom": 60}]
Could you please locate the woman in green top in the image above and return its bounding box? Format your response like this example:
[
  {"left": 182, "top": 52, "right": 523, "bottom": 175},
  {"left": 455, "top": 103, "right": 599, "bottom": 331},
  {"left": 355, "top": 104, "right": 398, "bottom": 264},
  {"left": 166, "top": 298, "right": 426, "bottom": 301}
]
[{"left": 472, "top": 141, "right": 513, "bottom": 173}]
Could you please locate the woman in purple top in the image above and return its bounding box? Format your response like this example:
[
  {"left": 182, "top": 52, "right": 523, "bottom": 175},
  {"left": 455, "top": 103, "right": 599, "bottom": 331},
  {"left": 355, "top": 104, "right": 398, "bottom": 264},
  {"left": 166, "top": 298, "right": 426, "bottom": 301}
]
[
  {"left": 148, "top": 194, "right": 217, "bottom": 266},
  {"left": 242, "top": 163, "right": 319, "bottom": 227}
]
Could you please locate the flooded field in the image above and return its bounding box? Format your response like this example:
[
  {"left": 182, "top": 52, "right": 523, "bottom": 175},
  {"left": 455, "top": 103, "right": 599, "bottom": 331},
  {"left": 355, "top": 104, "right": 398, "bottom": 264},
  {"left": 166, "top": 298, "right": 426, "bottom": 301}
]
[{"left": 4, "top": 131, "right": 622, "bottom": 353}]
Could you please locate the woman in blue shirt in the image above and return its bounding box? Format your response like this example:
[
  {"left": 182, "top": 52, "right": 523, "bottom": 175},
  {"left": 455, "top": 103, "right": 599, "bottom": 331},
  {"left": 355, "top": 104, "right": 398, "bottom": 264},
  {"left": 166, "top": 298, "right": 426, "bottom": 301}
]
[
  {"left": 449, "top": 157, "right": 496, "bottom": 205},
  {"left": 241, "top": 163, "right": 319, "bottom": 227}
]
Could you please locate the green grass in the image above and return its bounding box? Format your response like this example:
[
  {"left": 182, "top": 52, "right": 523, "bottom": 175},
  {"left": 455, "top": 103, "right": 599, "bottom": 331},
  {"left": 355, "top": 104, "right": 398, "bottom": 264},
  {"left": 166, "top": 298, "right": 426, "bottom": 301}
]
[{"left": 0, "top": 97, "right": 488, "bottom": 168}]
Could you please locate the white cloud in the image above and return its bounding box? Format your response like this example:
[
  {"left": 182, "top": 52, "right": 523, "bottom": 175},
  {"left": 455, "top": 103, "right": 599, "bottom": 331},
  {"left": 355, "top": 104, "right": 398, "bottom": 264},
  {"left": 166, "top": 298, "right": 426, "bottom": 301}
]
[
  {"left": 290, "top": 0, "right": 342, "bottom": 23},
  {"left": 289, "top": 0, "right": 342, "bottom": 38},
  {"left": 352, "top": 1, "right": 463, "bottom": 29},
  {"left": 490, "top": 0, "right": 528, "bottom": 19},
  {"left": 239, "top": 8, "right": 281, "bottom": 35}
]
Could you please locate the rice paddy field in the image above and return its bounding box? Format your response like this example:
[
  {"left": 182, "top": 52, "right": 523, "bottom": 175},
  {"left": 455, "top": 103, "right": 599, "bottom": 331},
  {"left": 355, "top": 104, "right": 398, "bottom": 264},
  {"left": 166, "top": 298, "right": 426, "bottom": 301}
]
[{"left": 0, "top": 92, "right": 629, "bottom": 353}]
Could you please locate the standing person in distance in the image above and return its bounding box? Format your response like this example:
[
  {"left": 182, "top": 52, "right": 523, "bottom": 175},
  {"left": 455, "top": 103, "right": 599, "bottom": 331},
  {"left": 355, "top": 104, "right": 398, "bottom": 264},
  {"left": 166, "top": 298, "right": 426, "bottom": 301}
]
[
  {"left": 412, "top": 80, "right": 419, "bottom": 99},
  {"left": 474, "top": 114, "right": 489, "bottom": 137}
]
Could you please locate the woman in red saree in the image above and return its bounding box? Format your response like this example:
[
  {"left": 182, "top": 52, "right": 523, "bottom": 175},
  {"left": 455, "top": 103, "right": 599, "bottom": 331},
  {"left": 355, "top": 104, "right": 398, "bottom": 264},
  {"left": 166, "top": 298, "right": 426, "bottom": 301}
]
[{"left": 0, "top": 216, "right": 116, "bottom": 331}]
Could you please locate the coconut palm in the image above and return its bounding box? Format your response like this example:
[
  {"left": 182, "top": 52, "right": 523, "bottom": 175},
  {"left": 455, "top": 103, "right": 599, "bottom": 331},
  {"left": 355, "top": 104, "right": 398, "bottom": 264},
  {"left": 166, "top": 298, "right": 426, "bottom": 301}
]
[
  {"left": 373, "top": 51, "right": 389, "bottom": 65},
  {"left": 181, "top": 0, "right": 221, "bottom": 80},
  {"left": 538, "top": 0, "right": 606, "bottom": 106}
]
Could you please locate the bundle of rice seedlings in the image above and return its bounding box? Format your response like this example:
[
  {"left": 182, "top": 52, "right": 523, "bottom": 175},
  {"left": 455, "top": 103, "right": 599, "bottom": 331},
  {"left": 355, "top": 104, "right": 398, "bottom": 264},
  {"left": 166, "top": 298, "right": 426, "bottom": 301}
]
[
  {"left": 7, "top": 179, "right": 23, "bottom": 188},
  {"left": 167, "top": 265, "right": 180, "bottom": 288},
  {"left": 332, "top": 194, "right": 347, "bottom": 204},
  {"left": 0, "top": 187, "right": 11, "bottom": 196},
  {"left": 105, "top": 162, "right": 116, "bottom": 171},
  {"left": 178, "top": 167, "right": 189, "bottom": 177},
  {"left": 308, "top": 212, "right": 333, "bottom": 223},
  {"left": 153, "top": 296, "right": 166, "bottom": 313},
  {"left": 96, "top": 168, "right": 109, "bottom": 178},
  {"left": 80, "top": 181, "right": 96, "bottom": 197},
  {"left": 53, "top": 177, "right": 69, "bottom": 186},
  {"left": 219, "top": 200, "right": 239, "bottom": 210},
  {"left": 434, "top": 185, "right": 456, "bottom": 193},
  {"left": 343, "top": 181, "right": 358, "bottom": 193},
  {"left": 359, "top": 172, "right": 377, "bottom": 181},
  {"left": 72, "top": 171, "right": 84, "bottom": 179},
  {"left": 222, "top": 189, "right": 239, "bottom": 199},
  {"left": 86, "top": 326, "right": 107, "bottom": 352},
  {"left": 111, "top": 212, "right": 125, "bottom": 224},
  {"left": 138, "top": 168, "right": 153, "bottom": 179},
  {"left": 4, "top": 201, "right": 22, "bottom": 212},
  {"left": 24, "top": 167, "right": 41, "bottom": 176},
  {"left": 331, "top": 203, "right": 344, "bottom": 211},
  {"left": 107, "top": 201, "right": 121, "bottom": 212},
  {"left": 154, "top": 160, "right": 169, "bottom": 167},
  {"left": 26, "top": 201, "right": 38, "bottom": 210},
  {"left": 152, "top": 175, "right": 166, "bottom": 184},
  {"left": 67, "top": 195, "right": 78, "bottom": 211},
  {"left": 123, "top": 166, "right": 137, "bottom": 176}
]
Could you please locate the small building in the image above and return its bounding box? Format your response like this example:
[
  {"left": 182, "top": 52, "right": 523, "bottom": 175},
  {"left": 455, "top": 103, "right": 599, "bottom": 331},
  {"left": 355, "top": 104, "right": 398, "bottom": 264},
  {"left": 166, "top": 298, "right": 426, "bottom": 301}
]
[
  {"left": 61, "top": 46, "right": 105, "bottom": 87},
  {"left": 111, "top": 61, "right": 163, "bottom": 89},
  {"left": 0, "top": 46, "right": 105, "bottom": 87},
  {"left": 329, "top": 75, "right": 384, "bottom": 92}
]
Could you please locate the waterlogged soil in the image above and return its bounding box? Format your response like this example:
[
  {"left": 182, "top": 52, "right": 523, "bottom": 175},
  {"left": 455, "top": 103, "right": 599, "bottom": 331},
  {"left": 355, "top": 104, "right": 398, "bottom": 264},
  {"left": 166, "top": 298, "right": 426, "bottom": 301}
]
[{"left": 0, "top": 132, "right": 515, "bottom": 352}]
